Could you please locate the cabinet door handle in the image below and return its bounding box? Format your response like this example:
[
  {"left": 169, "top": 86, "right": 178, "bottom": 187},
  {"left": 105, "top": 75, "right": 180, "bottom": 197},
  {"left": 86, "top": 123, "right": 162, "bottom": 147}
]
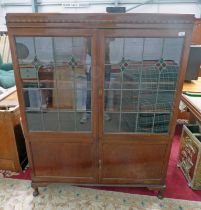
[
  {"left": 98, "top": 159, "right": 102, "bottom": 169},
  {"left": 99, "top": 89, "right": 103, "bottom": 96}
]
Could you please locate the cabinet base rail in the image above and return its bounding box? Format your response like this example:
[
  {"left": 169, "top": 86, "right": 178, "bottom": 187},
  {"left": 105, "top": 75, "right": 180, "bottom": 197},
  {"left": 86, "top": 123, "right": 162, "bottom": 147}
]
[{"left": 31, "top": 181, "right": 166, "bottom": 199}]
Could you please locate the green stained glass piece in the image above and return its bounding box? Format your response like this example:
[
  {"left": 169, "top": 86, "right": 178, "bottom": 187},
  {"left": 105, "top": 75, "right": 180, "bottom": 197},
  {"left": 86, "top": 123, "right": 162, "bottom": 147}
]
[
  {"left": 67, "top": 55, "right": 77, "bottom": 69},
  {"left": 32, "top": 56, "right": 41, "bottom": 70},
  {"left": 156, "top": 62, "right": 160, "bottom": 67},
  {"left": 156, "top": 58, "right": 167, "bottom": 71},
  {"left": 120, "top": 57, "right": 128, "bottom": 72}
]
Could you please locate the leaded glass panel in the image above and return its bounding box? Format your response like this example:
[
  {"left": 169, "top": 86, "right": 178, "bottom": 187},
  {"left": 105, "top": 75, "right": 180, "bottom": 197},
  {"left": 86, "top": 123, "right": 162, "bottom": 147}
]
[
  {"left": 104, "top": 37, "right": 184, "bottom": 133},
  {"left": 16, "top": 36, "right": 92, "bottom": 132}
]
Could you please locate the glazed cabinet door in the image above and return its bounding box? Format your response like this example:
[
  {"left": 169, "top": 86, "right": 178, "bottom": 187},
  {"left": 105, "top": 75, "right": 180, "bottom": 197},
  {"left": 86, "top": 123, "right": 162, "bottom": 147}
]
[
  {"left": 12, "top": 30, "right": 99, "bottom": 182},
  {"left": 98, "top": 29, "right": 185, "bottom": 184}
]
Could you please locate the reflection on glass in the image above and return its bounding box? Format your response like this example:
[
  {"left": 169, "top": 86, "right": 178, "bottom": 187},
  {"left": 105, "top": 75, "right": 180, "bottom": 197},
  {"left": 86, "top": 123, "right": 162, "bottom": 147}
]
[
  {"left": 16, "top": 36, "right": 92, "bottom": 132},
  {"left": 156, "top": 91, "right": 175, "bottom": 112},
  {"left": 143, "top": 38, "right": 163, "bottom": 60},
  {"left": 26, "top": 112, "right": 43, "bottom": 131},
  {"left": 23, "top": 81, "right": 38, "bottom": 89},
  {"left": 43, "top": 111, "right": 59, "bottom": 131},
  {"left": 123, "top": 68, "right": 140, "bottom": 89},
  {"left": 138, "top": 90, "right": 157, "bottom": 112},
  {"left": 121, "top": 113, "right": 137, "bottom": 132},
  {"left": 105, "top": 90, "right": 120, "bottom": 112},
  {"left": 77, "top": 112, "right": 91, "bottom": 131},
  {"left": 153, "top": 113, "right": 170, "bottom": 133},
  {"left": 137, "top": 113, "right": 154, "bottom": 133},
  {"left": 40, "top": 89, "right": 54, "bottom": 109},
  {"left": 159, "top": 65, "right": 179, "bottom": 90},
  {"left": 104, "top": 37, "right": 183, "bottom": 134},
  {"left": 23, "top": 89, "right": 42, "bottom": 110},
  {"left": 59, "top": 112, "right": 75, "bottom": 131},
  {"left": 122, "top": 90, "right": 138, "bottom": 112},
  {"left": 104, "top": 113, "right": 119, "bottom": 133}
]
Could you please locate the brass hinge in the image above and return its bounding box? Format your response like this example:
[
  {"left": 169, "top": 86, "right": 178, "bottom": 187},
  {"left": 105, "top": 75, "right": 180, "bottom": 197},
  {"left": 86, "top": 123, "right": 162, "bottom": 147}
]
[{"left": 98, "top": 159, "right": 102, "bottom": 169}]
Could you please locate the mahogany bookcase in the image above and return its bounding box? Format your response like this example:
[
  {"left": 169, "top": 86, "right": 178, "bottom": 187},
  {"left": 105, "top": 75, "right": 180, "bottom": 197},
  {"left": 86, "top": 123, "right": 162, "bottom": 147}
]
[{"left": 6, "top": 13, "right": 194, "bottom": 198}]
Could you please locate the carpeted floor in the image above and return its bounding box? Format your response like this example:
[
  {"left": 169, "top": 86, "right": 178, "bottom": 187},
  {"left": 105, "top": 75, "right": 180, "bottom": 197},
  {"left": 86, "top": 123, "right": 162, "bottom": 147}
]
[
  {"left": 1, "top": 125, "right": 201, "bottom": 202},
  {"left": 0, "top": 178, "right": 201, "bottom": 210}
]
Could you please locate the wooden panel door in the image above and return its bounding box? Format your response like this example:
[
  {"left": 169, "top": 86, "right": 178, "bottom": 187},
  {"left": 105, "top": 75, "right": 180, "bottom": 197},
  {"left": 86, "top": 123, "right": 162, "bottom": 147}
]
[
  {"left": 98, "top": 29, "right": 186, "bottom": 184},
  {"left": 10, "top": 29, "right": 99, "bottom": 183}
]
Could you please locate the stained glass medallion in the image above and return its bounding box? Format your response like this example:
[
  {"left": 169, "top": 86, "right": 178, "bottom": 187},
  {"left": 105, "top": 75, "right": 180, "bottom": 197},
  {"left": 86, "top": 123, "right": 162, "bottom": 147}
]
[
  {"left": 67, "top": 55, "right": 78, "bottom": 70},
  {"left": 119, "top": 57, "right": 129, "bottom": 72},
  {"left": 32, "top": 56, "right": 41, "bottom": 70},
  {"left": 155, "top": 58, "right": 167, "bottom": 71}
]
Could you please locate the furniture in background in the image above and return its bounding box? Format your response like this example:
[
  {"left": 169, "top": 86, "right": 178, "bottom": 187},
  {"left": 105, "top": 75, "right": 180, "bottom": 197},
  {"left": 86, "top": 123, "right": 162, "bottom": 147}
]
[
  {"left": 0, "top": 91, "right": 27, "bottom": 171},
  {"left": 184, "top": 45, "right": 201, "bottom": 82},
  {"left": 181, "top": 77, "right": 201, "bottom": 122},
  {"left": 0, "top": 59, "right": 15, "bottom": 89},
  {"left": 0, "top": 32, "right": 12, "bottom": 64},
  {"left": 0, "top": 33, "right": 15, "bottom": 89},
  {"left": 7, "top": 13, "right": 194, "bottom": 198},
  {"left": 177, "top": 78, "right": 201, "bottom": 189},
  {"left": 191, "top": 18, "right": 201, "bottom": 77},
  {"left": 178, "top": 124, "right": 201, "bottom": 190}
]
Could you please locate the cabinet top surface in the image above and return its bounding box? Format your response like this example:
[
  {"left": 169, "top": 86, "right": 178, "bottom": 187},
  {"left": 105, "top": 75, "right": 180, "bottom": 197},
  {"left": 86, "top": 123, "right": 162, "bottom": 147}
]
[{"left": 6, "top": 13, "right": 195, "bottom": 27}]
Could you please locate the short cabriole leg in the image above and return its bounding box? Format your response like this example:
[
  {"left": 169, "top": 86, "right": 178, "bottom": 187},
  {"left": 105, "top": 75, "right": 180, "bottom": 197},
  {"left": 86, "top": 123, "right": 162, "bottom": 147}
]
[
  {"left": 157, "top": 189, "right": 164, "bottom": 199},
  {"left": 33, "top": 187, "right": 39, "bottom": 197},
  {"left": 148, "top": 185, "right": 165, "bottom": 200}
]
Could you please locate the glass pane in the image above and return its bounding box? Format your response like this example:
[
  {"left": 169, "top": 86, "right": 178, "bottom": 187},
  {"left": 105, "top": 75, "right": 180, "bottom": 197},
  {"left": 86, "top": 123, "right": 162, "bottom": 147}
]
[
  {"left": 53, "top": 37, "right": 85, "bottom": 64},
  {"left": 26, "top": 112, "right": 43, "bottom": 131},
  {"left": 105, "top": 90, "right": 120, "bottom": 112},
  {"left": 138, "top": 90, "right": 157, "bottom": 112},
  {"left": 156, "top": 91, "right": 175, "bottom": 112},
  {"left": 108, "top": 38, "right": 143, "bottom": 65},
  {"left": 105, "top": 71, "right": 121, "bottom": 89},
  {"left": 56, "top": 37, "right": 92, "bottom": 131},
  {"left": 43, "top": 111, "right": 59, "bottom": 131},
  {"left": 38, "top": 65, "right": 55, "bottom": 88},
  {"left": 143, "top": 38, "right": 163, "bottom": 61},
  {"left": 15, "top": 37, "right": 35, "bottom": 66},
  {"left": 16, "top": 36, "right": 92, "bottom": 132},
  {"left": 162, "top": 38, "right": 184, "bottom": 63},
  {"left": 121, "top": 113, "right": 137, "bottom": 132},
  {"left": 104, "top": 37, "right": 183, "bottom": 134},
  {"left": 141, "top": 66, "right": 159, "bottom": 90},
  {"left": 59, "top": 112, "right": 75, "bottom": 131},
  {"left": 122, "top": 67, "right": 140, "bottom": 89},
  {"left": 23, "top": 81, "right": 38, "bottom": 89},
  {"left": 137, "top": 113, "right": 154, "bottom": 133},
  {"left": 23, "top": 89, "right": 42, "bottom": 111},
  {"left": 153, "top": 113, "right": 170, "bottom": 133},
  {"left": 77, "top": 112, "right": 91, "bottom": 131},
  {"left": 40, "top": 89, "right": 54, "bottom": 110},
  {"left": 122, "top": 90, "right": 139, "bottom": 112},
  {"left": 57, "top": 88, "right": 75, "bottom": 110},
  {"left": 104, "top": 113, "right": 119, "bottom": 133},
  {"left": 35, "top": 37, "right": 54, "bottom": 64},
  {"left": 159, "top": 65, "right": 179, "bottom": 90}
]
